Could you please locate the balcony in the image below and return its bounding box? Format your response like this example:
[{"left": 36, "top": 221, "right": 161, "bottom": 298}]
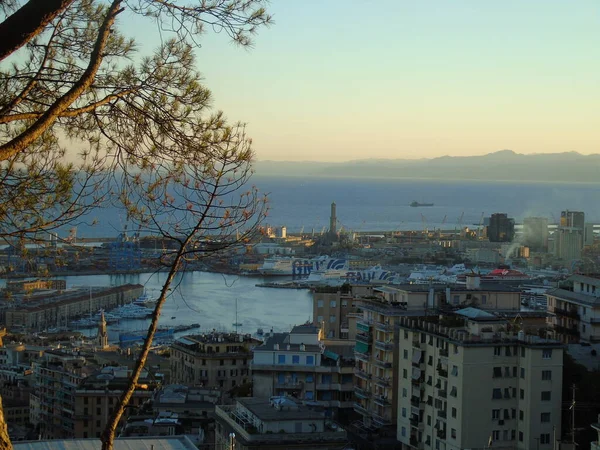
[
  {"left": 373, "top": 358, "right": 392, "bottom": 369},
  {"left": 275, "top": 381, "right": 303, "bottom": 390},
  {"left": 354, "top": 386, "right": 371, "bottom": 399},
  {"left": 554, "top": 324, "right": 580, "bottom": 337},
  {"left": 356, "top": 332, "right": 372, "bottom": 344},
  {"left": 375, "top": 321, "right": 394, "bottom": 332},
  {"left": 590, "top": 318, "right": 600, "bottom": 324},
  {"left": 554, "top": 307, "right": 580, "bottom": 321},
  {"left": 374, "top": 396, "right": 391, "bottom": 407},
  {"left": 372, "top": 412, "right": 392, "bottom": 426},
  {"left": 316, "top": 383, "right": 341, "bottom": 391},
  {"left": 437, "top": 367, "right": 448, "bottom": 378},
  {"left": 354, "top": 368, "right": 372, "bottom": 380},
  {"left": 410, "top": 397, "right": 420, "bottom": 407},
  {"left": 374, "top": 376, "right": 390, "bottom": 388},
  {"left": 357, "top": 320, "right": 372, "bottom": 332},
  {"left": 439, "top": 347, "right": 449, "bottom": 357},
  {"left": 353, "top": 402, "right": 370, "bottom": 416},
  {"left": 437, "top": 428, "right": 446, "bottom": 439},
  {"left": 375, "top": 340, "right": 394, "bottom": 351},
  {"left": 410, "top": 416, "right": 419, "bottom": 427},
  {"left": 438, "top": 389, "right": 447, "bottom": 399},
  {"left": 437, "top": 409, "right": 447, "bottom": 419},
  {"left": 354, "top": 351, "right": 370, "bottom": 363},
  {"left": 412, "top": 337, "right": 421, "bottom": 348}
]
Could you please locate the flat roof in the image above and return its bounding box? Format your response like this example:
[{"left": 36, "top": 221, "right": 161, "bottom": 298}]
[
  {"left": 238, "top": 397, "right": 325, "bottom": 421},
  {"left": 254, "top": 333, "right": 320, "bottom": 353},
  {"left": 546, "top": 288, "right": 600, "bottom": 307},
  {"left": 13, "top": 436, "right": 197, "bottom": 450}
]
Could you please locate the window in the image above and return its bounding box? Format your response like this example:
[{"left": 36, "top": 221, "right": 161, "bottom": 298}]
[
  {"left": 96, "top": 408, "right": 101, "bottom": 415},
  {"left": 453, "top": 295, "right": 460, "bottom": 304},
  {"left": 511, "top": 409, "right": 516, "bottom": 419},
  {"left": 543, "top": 349, "right": 552, "bottom": 359},
  {"left": 451, "top": 429, "right": 457, "bottom": 439},
  {"left": 504, "top": 367, "right": 510, "bottom": 377},
  {"left": 453, "top": 344, "right": 459, "bottom": 355},
  {"left": 403, "top": 369, "right": 407, "bottom": 379},
  {"left": 427, "top": 415, "right": 432, "bottom": 425},
  {"left": 504, "top": 388, "right": 511, "bottom": 399},
  {"left": 519, "top": 431, "right": 523, "bottom": 442},
  {"left": 232, "top": 380, "right": 236, "bottom": 387},
  {"left": 450, "top": 386, "right": 457, "bottom": 397},
  {"left": 451, "top": 365, "right": 458, "bottom": 376},
  {"left": 404, "top": 349, "right": 408, "bottom": 359},
  {"left": 306, "top": 374, "right": 314, "bottom": 383},
  {"left": 402, "top": 407, "right": 406, "bottom": 418},
  {"left": 292, "top": 355, "right": 300, "bottom": 364},
  {"left": 84, "top": 398, "right": 88, "bottom": 405},
  {"left": 278, "top": 355, "right": 286, "bottom": 364},
  {"left": 492, "top": 430, "right": 500, "bottom": 440},
  {"left": 520, "top": 368, "right": 525, "bottom": 378},
  {"left": 492, "top": 388, "right": 502, "bottom": 399},
  {"left": 512, "top": 366, "right": 517, "bottom": 377},
  {"left": 329, "top": 315, "right": 336, "bottom": 323},
  {"left": 305, "top": 391, "right": 314, "bottom": 400},
  {"left": 317, "top": 315, "right": 323, "bottom": 323},
  {"left": 220, "top": 360, "right": 224, "bottom": 366},
  {"left": 492, "top": 409, "right": 500, "bottom": 420},
  {"left": 541, "top": 391, "right": 551, "bottom": 401},
  {"left": 505, "top": 346, "right": 511, "bottom": 356},
  {"left": 541, "top": 413, "right": 551, "bottom": 423},
  {"left": 494, "top": 347, "right": 501, "bottom": 356},
  {"left": 428, "top": 355, "right": 433, "bottom": 366},
  {"left": 519, "top": 410, "right": 524, "bottom": 421},
  {"left": 306, "top": 355, "right": 314, "bottom": 365},
  {"left": 511, "top": 430, "right": 516, "bottom": 441},
  {"left": 317, "top": 300, "right": 323, "bottom": 308},
  {"left": 542, "top": 370, "right": 552, "bottom": 380},
  {"left": 402, "top": 388, "right": 407, "bottom": 398},
  {"left": 521, "top": 347, "right": 525, "bottom": 358},
  {"left": 427, "top": 375, "right": 432, "bottom": 386},
  {"left": 342, "top": 300, "right": 348, "bottom": 307},
  {"left": 493, "top": 367, "right": 502, "bottom": 378},
  {"left": 540, "top": 433, "right": 550, "bottom": 444},
  {"left": 83, "top": 420, "right": 89, "bottom": 427},
  {"left": 482, "top": 294, "right": 487, "bottom": 304},
  {"left": 96, "top": 420, "right": 100, "bottom": 427},
  {"left": 452, "top": 407, "right": 457, "bottom": 418},
  {"left": 504, "top": 409, "right": 510, "bottom": 420},
  {"left": 520, "top": 389, "right": 524, "bottom": 400},
  {"left": 96, "top": 397, "right": 101, "bottom": 405},
  {"left": 401, "top": 427, "right": 406, "bottom": 437},
  {"left": 330, "top": 300, "right": 337, "bottom": 307}
]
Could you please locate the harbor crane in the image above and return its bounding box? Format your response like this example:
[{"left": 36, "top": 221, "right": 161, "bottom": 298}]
[{"left": 477, "top": 212, "right": 485, "bottom": 239}]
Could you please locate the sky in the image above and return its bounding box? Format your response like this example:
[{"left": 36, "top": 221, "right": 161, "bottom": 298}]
[{"left": 126, "top": 1, "right": 600, "bottom": 162}]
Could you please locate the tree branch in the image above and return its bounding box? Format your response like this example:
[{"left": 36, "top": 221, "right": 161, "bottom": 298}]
[
  {"left": 0, "top": 0, "right": 124, "bottom": 161},
  {"left": 0, "top": 0, "right": 74, "bottom": 61}
]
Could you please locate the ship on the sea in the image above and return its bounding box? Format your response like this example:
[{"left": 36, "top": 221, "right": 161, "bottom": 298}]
[
  {"left": 258, "top": 255, "right": 348, "bottom": 276},
  {"left": 410, "top": 201, "right": 434, "bottom": 207},
  {"left": 456, "top": 266, "right": 531, "bottom": 285}
]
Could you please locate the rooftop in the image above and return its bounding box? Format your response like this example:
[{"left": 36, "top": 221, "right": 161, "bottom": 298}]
[
  {"left": 13, "top": 436, "right": 197, "bottom": 450},
  {"left": 237, "top": 397, "right": 325, "bottom": 421},
  {"left": 254, "top": 333, "right": 321, "bottom": 353},
  {"left": 547, "top": 288, "right": 600, "bottom": 307},
  {"left": 291, "top": 324, "right": 319, "bottom": 335}
]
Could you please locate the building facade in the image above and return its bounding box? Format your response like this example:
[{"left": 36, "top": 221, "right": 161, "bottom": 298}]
[
  {"left": 396, "top": 313, "right": 564, "bottom": 450},
  {"left": 170, "top": 333, "right": 258, "bottom": 390},
  {"left": 487, "top": 213, "right": 515, "bottom": 243},
  {"left": 251, "top": 325, "right": 354, "bottom": 417},
  {"left": 554, "top": 227, "right": 583, "bottom": 264},
  {"left": 546, "top": 274, "right": 600, "bottom": 343},
  {"left": 522, "top": 217, "right": 549, "bottom": 252}
]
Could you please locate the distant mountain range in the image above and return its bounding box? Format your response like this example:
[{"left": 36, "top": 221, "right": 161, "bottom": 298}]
[{"left": 254, "top": 150, "right": 600, "bottom": 182}]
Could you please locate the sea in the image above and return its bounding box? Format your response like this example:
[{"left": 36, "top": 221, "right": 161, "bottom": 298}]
[{"left": 67, "top": 176, "right": 600, "bottom": 237}]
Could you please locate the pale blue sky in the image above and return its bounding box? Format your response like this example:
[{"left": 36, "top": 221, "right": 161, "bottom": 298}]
[{"left": 126, "top": 1, "right": 600, "bottom": 161}]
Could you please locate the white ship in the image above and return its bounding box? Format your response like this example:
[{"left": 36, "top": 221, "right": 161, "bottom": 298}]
[
  {"left": 344, "top": 265, "right": 401, "bottom": 284},
  {"left": 258, "top": 255, "right": 348, "bottom": 276}
]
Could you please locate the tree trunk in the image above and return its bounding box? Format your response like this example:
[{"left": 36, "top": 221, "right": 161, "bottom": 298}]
[
  {"left": 0, "top": 0, "right": 75, "bottom": 61},
  {"left": 0, "top": 396, "right": 12, "bottom": 450}
]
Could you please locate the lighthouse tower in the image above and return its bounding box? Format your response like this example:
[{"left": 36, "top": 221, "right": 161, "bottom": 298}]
[
  {"left": 97, "top": 310, "right": 108, "bottom": 349},
  {"left": 329, "top": 202, "right": 337, "bottom": 236}
]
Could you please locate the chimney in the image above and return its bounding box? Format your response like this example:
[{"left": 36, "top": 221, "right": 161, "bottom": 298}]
[
  {"left": 287, "top": 344, "right": 291, "bottom": 351},
  {"left": 274, "top": 343, "right": 279, "bottom": 350},
  {"left": 300, "top": 343, "right": 306, "bottom": 351}
]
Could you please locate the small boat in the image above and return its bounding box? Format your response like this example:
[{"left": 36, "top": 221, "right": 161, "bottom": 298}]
[
  {"left": 171, "top": 316, "right": 176, "bottom": 320},
  {"left": 410, "top": 201, "right": 434, "bottom": 207},
  {"left": 256, "top": 328, "right": 264, "bottom": 336}
]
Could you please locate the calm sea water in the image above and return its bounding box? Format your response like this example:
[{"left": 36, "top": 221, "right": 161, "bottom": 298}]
[
  {"left": 73, "top": 176, "right": 600, "bottom": 238},
  {"left": 0, "top": 271, "right": 313, "bottom": 342}
]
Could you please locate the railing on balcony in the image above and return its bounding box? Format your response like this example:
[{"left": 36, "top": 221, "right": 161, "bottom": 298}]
[
  {"left": 375, "top": 321, "right": 394, "bottom": 332},
  {"left": 354, "top": 351, "right": 370, "bottom": 362},
  {"left": 410, "top": 396, "right": 420, "bottom": 407},
  {"left": 437, "top": 368, "right": 448, "bottom": 377},
  {"left": 410, "top": 416, "right": 419, "bottom": 427},
  {"left": 375, "top": 340, "right": 394, "bottom": 351},
  {"left": 356, "top": 332, "right": 372, "bottom": 343},
  {"left": 412, "top": 337, "right": 421, "bottom": 348},
  {"left": 554, "top": 307, "right": 580, "bottom": 320},
  {"left": 437, "top": 428, "right": 446, "bottom": 439},
  {"left": 437, "top": 409, "right": 447, "bottom": 419},
  {"left": 373, "top": 358, "right": 392, "bottom": 369},
  {"left": 439, "top": 347, "right": 449, "bottom": 357},
  {"left": 357, "top": 320, "right": 372, "bottom": 332},
  {"left": 374, "top": 395, "right": 391, "bottom": 407},
  {"left": 372, "top": 412, "right": 392, "bottom": 426},
  {"left": 353, "top": 402, "right": 370, "bottom": 416},
  {"left": 590, "top": 318, "right": 600, "bottom": 324},
  {"left": 554, "top": 324, "right": 580, "bottom": 337},
  {"left": 354, "top": 386, "right": 371, "bottom": 399},
  {"left": 354, "top": 367, "right": 372, "bottom": 380},
  {"left": 374, "top": 376, "right": 390, "bottom": 387},
  {"left": 438, "top": 389, "right": 447, "bottom": 399}
]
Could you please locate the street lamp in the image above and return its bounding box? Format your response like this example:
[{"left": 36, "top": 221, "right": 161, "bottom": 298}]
[{"left": 229, "top": 432, "right": 236, "bottom": 450}]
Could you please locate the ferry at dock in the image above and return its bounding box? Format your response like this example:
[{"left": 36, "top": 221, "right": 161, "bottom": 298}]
[{"left": 258, "top": 255, "right": 348, "bottom": 276}]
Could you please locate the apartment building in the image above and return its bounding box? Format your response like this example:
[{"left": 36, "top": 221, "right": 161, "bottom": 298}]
[
  {"left": 313, "top": 284, "right": 372, "bottom": 340},
  {"left": 214, "top": 397, "right": 348, "bottom": 450},
  {"left": 170, "top": 333, "right": 259, "bottom": 390},
  {"left": 73, "top": 366, "right": 156, "bottom": 438},
  {"left": 396, "top": 309, "right": 564, "bottom": 450},
  {"left": 31, "top": 350, "right": 88, "bottom": 439},
  {"left": 252, "top": 325, "right": 354, "bottom": 418},
  {"left": 546, "top": 274, "right": 600, "bottom": 343}
]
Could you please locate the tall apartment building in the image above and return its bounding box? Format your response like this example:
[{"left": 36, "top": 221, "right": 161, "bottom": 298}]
[
  {"left": 396, "top": 310, "right": 564, "bottom": 450},
  {"left": 32, "top": 350, "right": 87, "bottom": 439},
  {"left": 522, "top": 217, "right": 549, "bottom": 252},
  {"left": 560, "top": 210, "right": 585, "bottom": 230},
  {"left": 313, "top": 284, "right": 373, "bottom": 339},
  {"left": 546, "top": 274, "right": 600, "bottom": 343},
  {"left": 487, "top": 213, "right": 515, "bottom": 243},
  {"left": 251, "top": 325, "right": 354, "bottom": 419},
  {"left": 554, "top": 227, "right": 583, "bottom": 264},
  {"left": 170, "top": 333, "right": 259, "bottom": 390},
  {"left": 73, "top": 366, "right": 156, "bottom": 438}
]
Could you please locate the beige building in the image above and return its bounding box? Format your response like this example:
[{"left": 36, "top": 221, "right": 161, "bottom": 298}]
[
  {"left": 170, "top": 333, "right": 259, "bottom": 390},
  {"left": 251, "top": 325, "right": 354, "bottom": 417},
  {"left": 396, "top": 310, "right": 564, "bottom": 450},
  {"left": 313, "top": 284, "right": 372, "bottom": 340},
  {"left": 546, "top": 274, "right": 600, "bottom": 343},
  {"left": 73, "top": 366, "right": 155, "bottom": 439},
  {"left": 554, "top": 227, "right": 583, "bottom": 264},
  {"left": 214, "top": 397, "right": 348, "bottom": 450}
]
